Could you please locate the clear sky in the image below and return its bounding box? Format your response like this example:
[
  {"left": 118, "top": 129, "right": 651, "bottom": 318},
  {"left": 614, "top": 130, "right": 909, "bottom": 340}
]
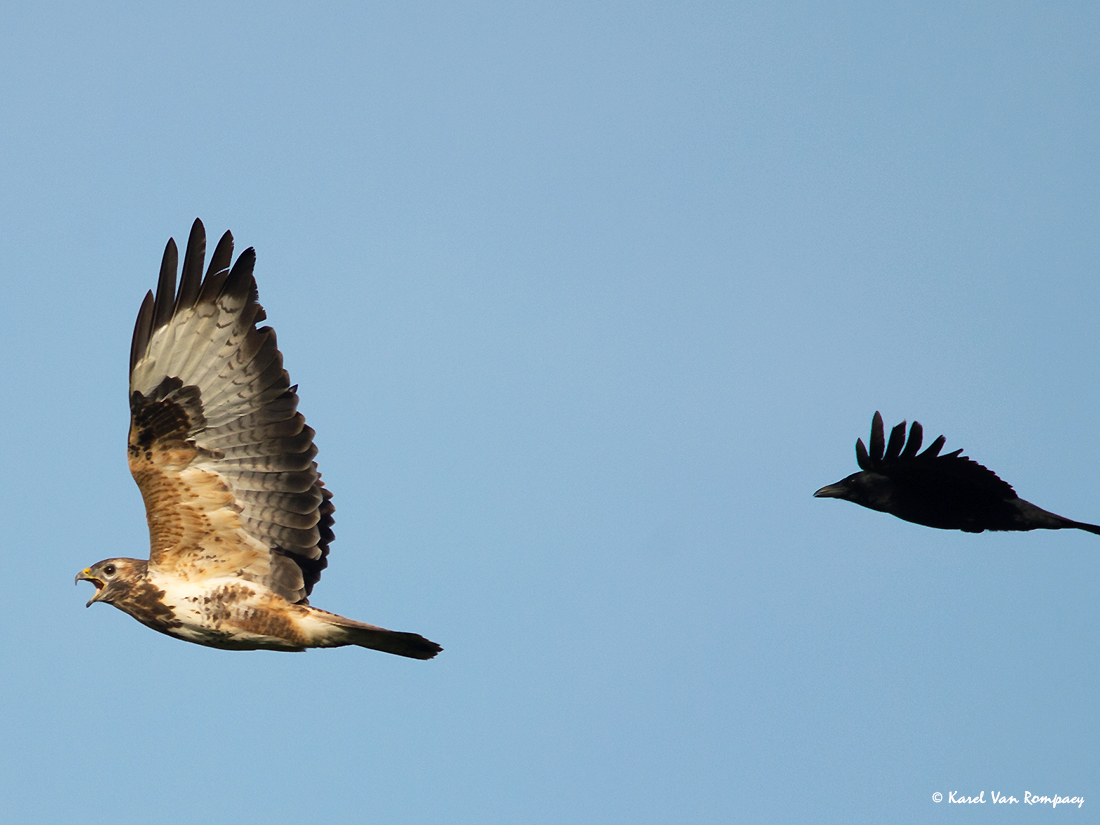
[{"left": 1, "top": 3, "right": 1097, "bottom": 823}]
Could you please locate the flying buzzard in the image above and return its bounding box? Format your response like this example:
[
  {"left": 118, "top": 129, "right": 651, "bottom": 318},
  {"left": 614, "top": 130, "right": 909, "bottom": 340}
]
[
  {"left": 814, "top": 411, "right": 1100, "bottom": 535},
  {"left": 76, "top": 220, "right": 442, "bottom": 658}
]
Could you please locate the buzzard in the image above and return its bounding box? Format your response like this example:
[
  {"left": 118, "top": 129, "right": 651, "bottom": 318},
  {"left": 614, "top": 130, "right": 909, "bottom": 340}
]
[
  {"left": 814, "top": 411, "right": 1100, "bottom": 535},
  {"left": 76, "top": 220, "right": 442, "bottom": 658}
]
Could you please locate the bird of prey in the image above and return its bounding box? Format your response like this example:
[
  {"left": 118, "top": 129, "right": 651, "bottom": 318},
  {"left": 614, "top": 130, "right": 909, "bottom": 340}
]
[
  {"left": 76, "top": 220, "right": 442, "bottom": 658},
  {"left": 814, "top": 411, "right": 1100, "bottom": 535}
]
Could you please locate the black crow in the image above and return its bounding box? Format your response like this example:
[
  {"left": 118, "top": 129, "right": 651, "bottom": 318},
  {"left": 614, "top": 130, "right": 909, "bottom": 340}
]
[{"left": 814, "top": 411, "right": 1100, "bottom": 535}]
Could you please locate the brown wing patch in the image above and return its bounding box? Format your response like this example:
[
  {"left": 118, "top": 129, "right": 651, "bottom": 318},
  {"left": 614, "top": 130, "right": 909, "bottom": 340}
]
[{"left": 129, "top": 389, "right": 272, "bottom": 582}]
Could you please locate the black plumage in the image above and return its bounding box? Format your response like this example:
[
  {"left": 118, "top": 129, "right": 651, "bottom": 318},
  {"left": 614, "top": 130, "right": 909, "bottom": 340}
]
[{"left": 814, "top": 412, "right": 1100, "bottom": 535}]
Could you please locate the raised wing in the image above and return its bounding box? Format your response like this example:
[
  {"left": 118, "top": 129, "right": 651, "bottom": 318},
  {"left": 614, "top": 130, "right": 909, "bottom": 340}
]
[
  {"left": 855, "top": 411, "right": 1016, "bottom": 500},
  {"left": 128, "top": 219, "right": 332, "bottom": 603}
]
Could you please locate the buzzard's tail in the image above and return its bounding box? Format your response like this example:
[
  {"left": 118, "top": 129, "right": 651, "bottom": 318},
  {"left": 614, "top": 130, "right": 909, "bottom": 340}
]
[
  {"left": 348, "top": 625, "right": 443, "bottom": 660},
  {"left": 309, "top": 608, "right": 442, "bottom": 659}
]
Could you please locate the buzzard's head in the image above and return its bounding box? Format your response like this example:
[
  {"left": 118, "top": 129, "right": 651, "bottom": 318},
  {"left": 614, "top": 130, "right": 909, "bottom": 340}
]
[{"left": 76, "top": 558, "right": 147, "bottom": 607}]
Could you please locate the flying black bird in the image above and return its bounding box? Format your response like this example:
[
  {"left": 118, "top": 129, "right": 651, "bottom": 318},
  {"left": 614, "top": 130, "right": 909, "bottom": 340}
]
[{"left": 814, "top": 411, "right": 1100, "bottom": 535}]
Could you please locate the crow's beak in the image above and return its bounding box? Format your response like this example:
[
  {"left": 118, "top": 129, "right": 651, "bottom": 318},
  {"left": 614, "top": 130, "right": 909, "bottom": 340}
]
[{"left": 813, "top": 483, "right": 845, "bottom": 499}]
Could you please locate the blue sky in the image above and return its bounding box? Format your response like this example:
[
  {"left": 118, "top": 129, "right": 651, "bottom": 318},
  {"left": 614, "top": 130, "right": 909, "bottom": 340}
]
[{"left": 2, "top": 3, "right": 1098, "bottom": 822}]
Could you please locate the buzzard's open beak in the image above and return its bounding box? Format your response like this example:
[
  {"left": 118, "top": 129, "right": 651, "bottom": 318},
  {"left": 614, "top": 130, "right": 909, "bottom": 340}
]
[{"left": 76, "top": 569, "right": 106, "bottom": 607}]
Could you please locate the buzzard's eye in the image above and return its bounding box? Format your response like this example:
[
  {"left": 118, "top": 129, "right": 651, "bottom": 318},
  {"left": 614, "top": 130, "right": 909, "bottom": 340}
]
[{"left": 103, "top": 564, "right": 117, "bottom": 576}]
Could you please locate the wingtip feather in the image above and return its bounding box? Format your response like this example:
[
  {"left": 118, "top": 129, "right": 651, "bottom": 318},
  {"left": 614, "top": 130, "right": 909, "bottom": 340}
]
[
  {"left": 901, "top": 420, "right": 923, "bottom": 458},
  {"left": 855, "top": 437, "right": 870, "bottom": 470},
  {"left": 869, "top": 412, "right": 885, "bottom": 463},
  {"left": 884, "top": 420, "right": 907, "bottom": 462}
]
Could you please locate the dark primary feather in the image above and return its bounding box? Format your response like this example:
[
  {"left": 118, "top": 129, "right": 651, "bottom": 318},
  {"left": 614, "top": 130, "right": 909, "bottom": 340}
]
[{"left": 814, "top": 411, "right": 1100, "bottom": 535}]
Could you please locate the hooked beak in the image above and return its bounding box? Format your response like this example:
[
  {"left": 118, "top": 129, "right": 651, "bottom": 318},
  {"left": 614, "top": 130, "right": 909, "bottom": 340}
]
[{"left": 76, "top": 569, "right": 106, "bottom": 607}]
